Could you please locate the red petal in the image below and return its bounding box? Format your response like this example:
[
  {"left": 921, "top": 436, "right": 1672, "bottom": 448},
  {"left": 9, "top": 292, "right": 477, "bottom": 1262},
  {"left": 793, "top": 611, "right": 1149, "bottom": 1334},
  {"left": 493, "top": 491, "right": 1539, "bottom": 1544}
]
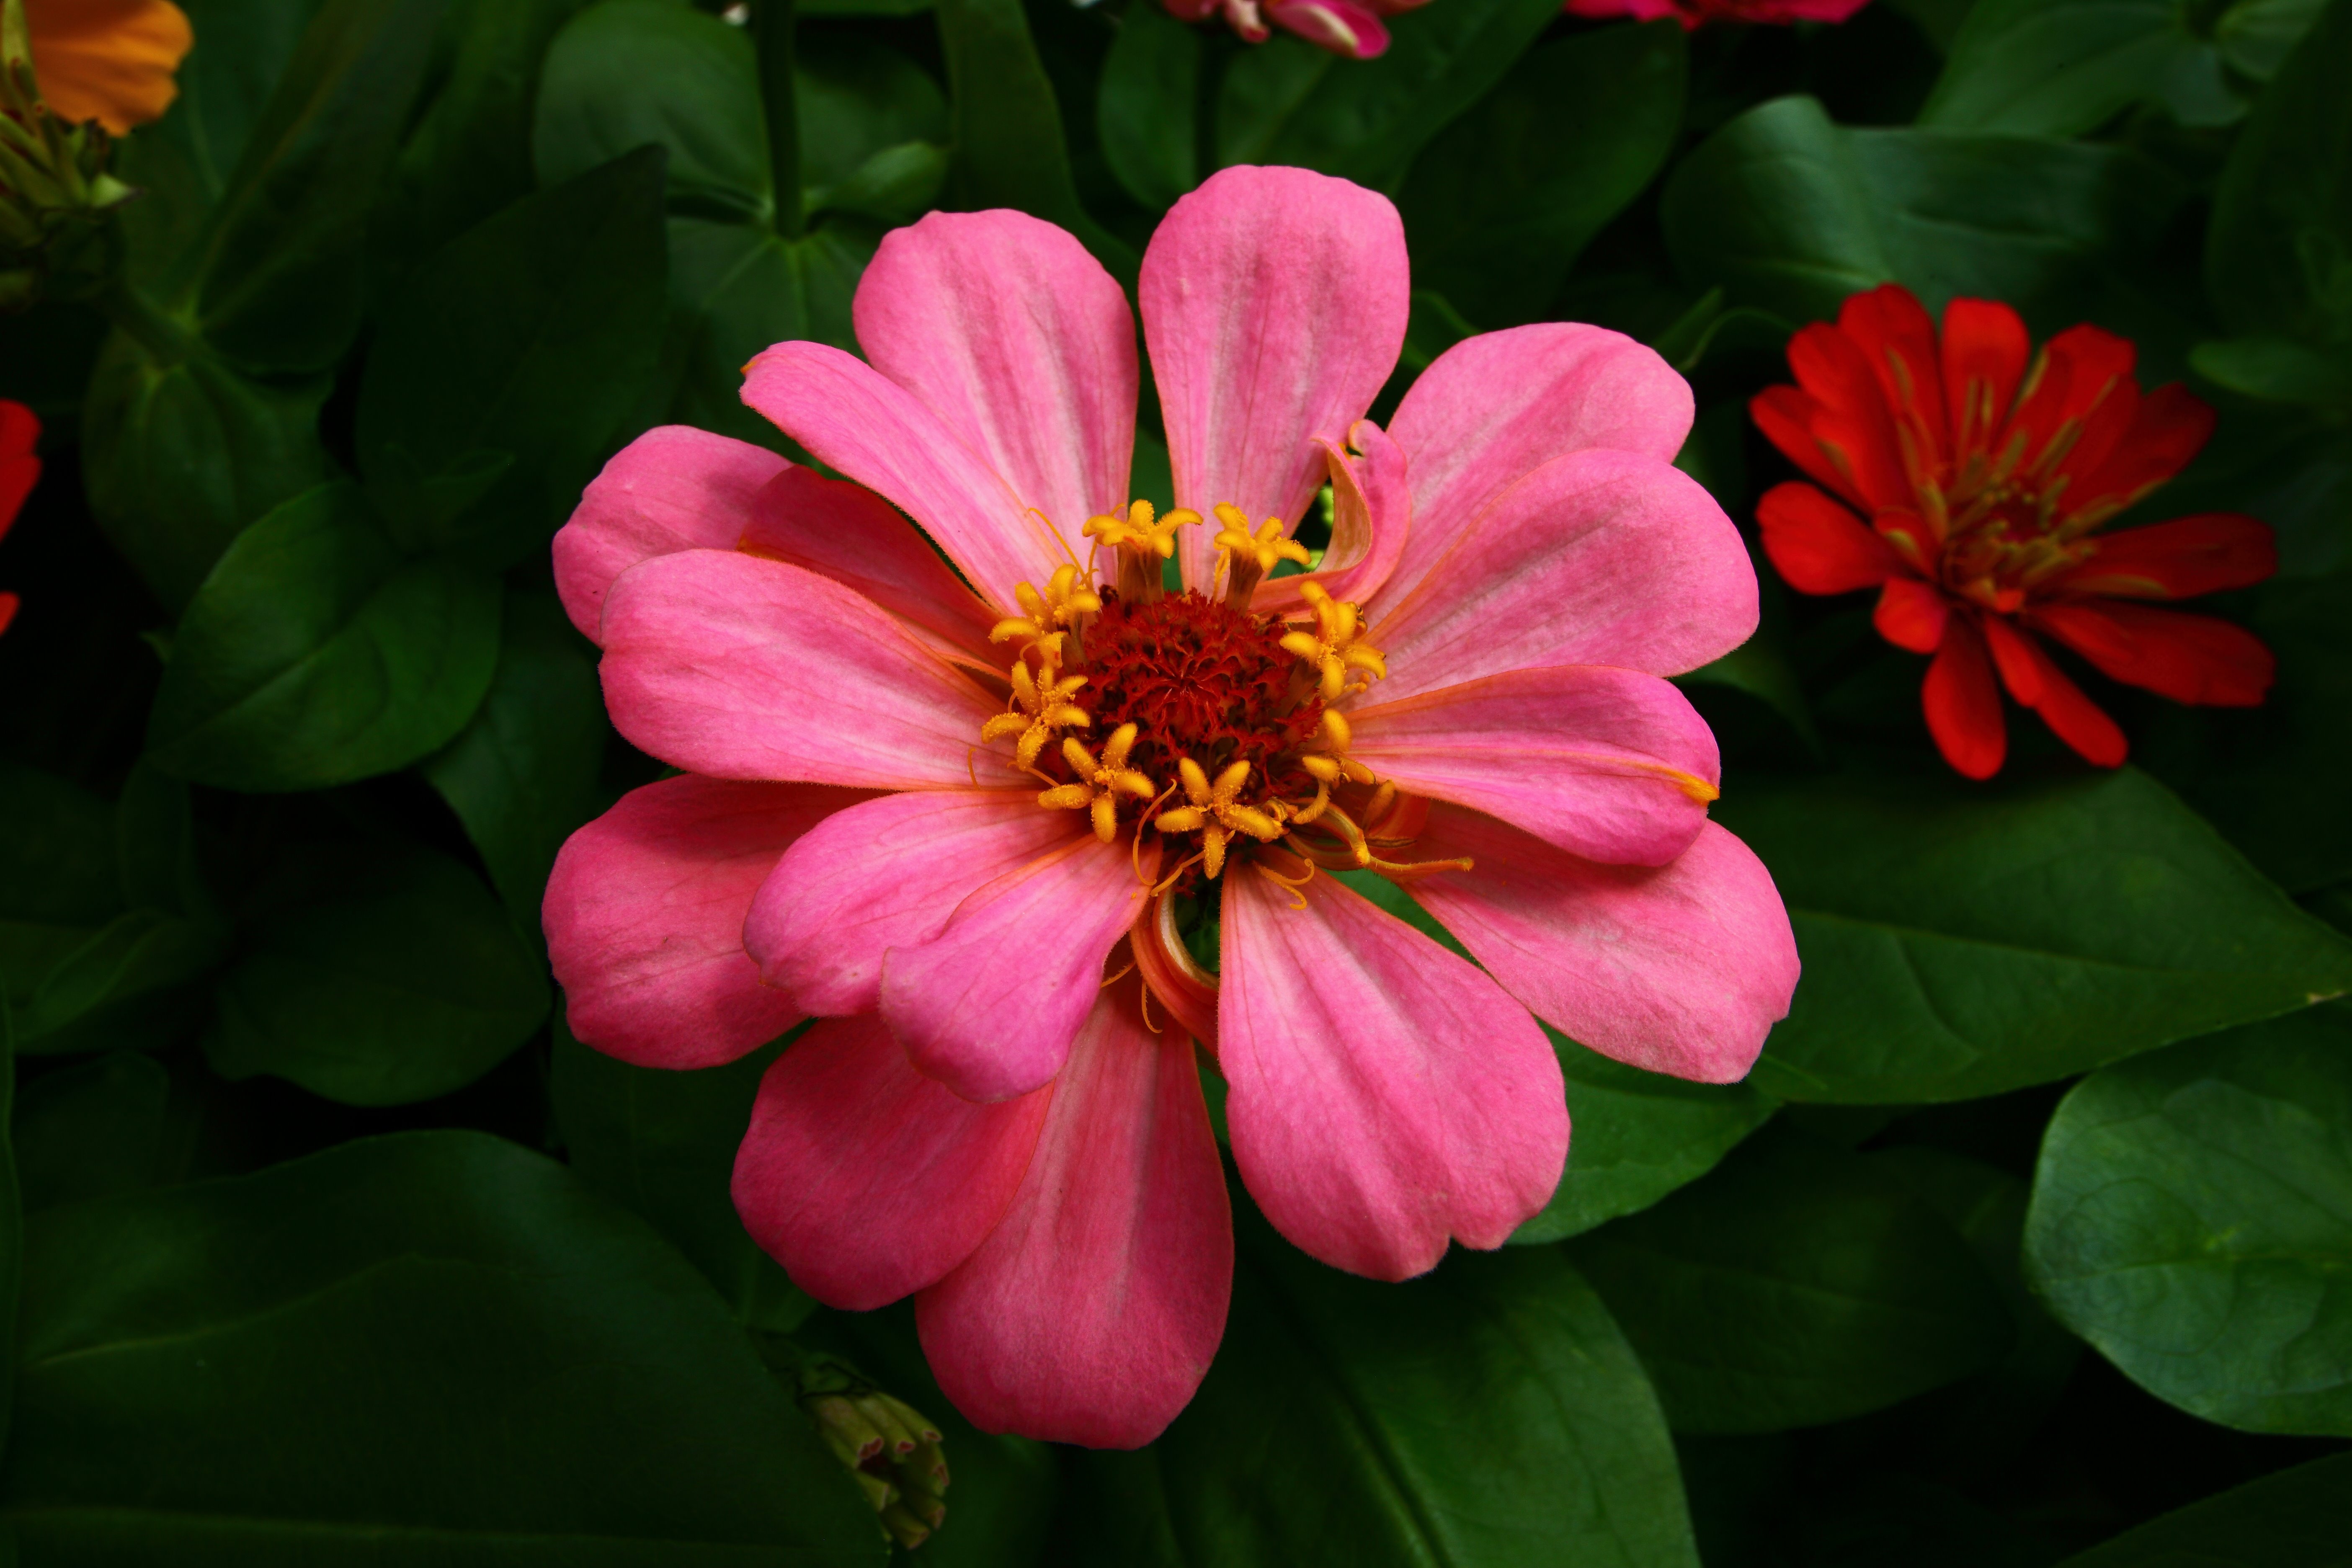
[
  {"left": 1981, "top": 617, "right": 2126, "bottom": 767},
  {"left": 0, "top": 400, "right": 39, "bottom": 464},
  {"left": 1921, "top": 614, "right": 2006, "bottom": 779},
  {"left": 2029, "top": 601, "right": 2275, "bottom": 707},
  {"left": 1751, "top": 385, "right": 1869, "bottom": 511},
  {"left": 1939, "top": 298, "right": 2029, "bottom": 463},
  {"left": 1756, "top": 481, "right": 1902, "bottom": 595},
  {"left": 1786, "top": 321, "right": 1914, "bottom": 512},
  {"left": 2050, "top": 513, "right": 2276, "bottom": 601},
  {"left": 2004, "top": 324, "right": 2135, "bottom": 475},
  {"left": 1874, "top": 577, "right": 1948, "bottom": 653},
  {"left": 0, "top": 591, "right": 17, "bottom": 637},
  {"left": 1839, "top": 284, "right": 1947, "bottom": 481},
  {"left": 2062, "top": 384, "right": 2217, "bottom": 522}
]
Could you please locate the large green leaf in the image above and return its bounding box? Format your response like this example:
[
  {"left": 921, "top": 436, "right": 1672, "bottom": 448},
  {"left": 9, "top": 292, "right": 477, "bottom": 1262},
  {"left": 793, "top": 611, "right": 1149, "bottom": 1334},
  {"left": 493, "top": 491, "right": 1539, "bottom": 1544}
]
[
  {"left": 420, "top": 589, "right": 607, "bottom": 926},
  {"left": 1514, "top": 1029, "right": 1777, "bottom": 1244},
  {"left": 1917, "top": 0, "right": 2244, "bottom": 137},
  {"left": 11, "top": 1052, "right": 175, "bottom": 1213},
  {"left": 934, "top": 0, "right": 1135, "bottom": 278},
  {"left": 208, "top": 843, "right": 550, "bottom": 1106},
  {"left": 2023, "top": 1004, "right": 2352, "bottom": 1436},
  {"left": 1400, "top": 20, "right": 1687, "bottom": 327},
  {"left": 1659, "top": 95, "right": 2184, "bottom": 327},
  {"left": 532, "top": 1, "right": 895, "bottom": 445},
  {"left": 1070, "top": 1210, "right": 1701, "bottom": 1568},
  {"left": 79, "top": 333, "right": 332, "bottom": 615},
  {"left": 0, "top": 1130, "right": 888, "bottom": 1563},
  {"left": 180, "top": 0, "right": 445, "bottom": 373},
  {"left": 357, "top": 148, "right": 669, "bottom": 569},
  {"left": 1216, "top": 0, "right": 1561, "bottom": 189},
  {"left": 1713, "top": 766, "right": 2352, "bottom": 1103},
  {"left": 144, "top": 483, "right": 503, "bottom": 793},
  {"left": 1096, "top": 0, "right": 1201, "bottom": 211},
  {"left": 0, "top": 999, "right": 19, "bottom": 1460},
  {"left": 2202, "top": 0, "right": 2352, "bottom": 400},
  {"left": 551, "top": 1025, "right": 813, "bottom": 1332},
  {"left": 1571, "top": 1128, "right": 2014, "bottom": 1434},
  {"left": 2054, "top": 1451, "right": 2352, "bottom": 1567}
]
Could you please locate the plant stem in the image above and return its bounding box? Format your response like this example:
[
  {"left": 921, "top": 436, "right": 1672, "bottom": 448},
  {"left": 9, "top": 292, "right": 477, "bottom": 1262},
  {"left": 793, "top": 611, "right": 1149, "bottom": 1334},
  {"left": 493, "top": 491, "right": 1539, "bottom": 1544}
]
[{"left": 757, "top": 0, "right": 803, "bottom": 240}]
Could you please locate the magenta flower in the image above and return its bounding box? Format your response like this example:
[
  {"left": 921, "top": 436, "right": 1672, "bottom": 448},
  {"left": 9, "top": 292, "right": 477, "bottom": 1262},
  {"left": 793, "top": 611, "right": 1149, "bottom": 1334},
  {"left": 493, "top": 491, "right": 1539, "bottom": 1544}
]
[
  {"left": 1564, "top": 0, "right": 1870, "bottom": 27},
  {"left": 1164, "top": 0, "right": 1431, "bottom": 61},
  {"left": 544, "top": 165, "right": 1798, "bottom": 1448}
]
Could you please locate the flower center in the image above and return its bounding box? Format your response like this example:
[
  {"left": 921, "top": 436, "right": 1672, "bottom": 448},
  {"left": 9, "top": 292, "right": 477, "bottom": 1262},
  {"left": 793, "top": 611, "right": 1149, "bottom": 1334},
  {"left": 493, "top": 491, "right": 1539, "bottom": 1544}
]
[{"left": 975, "top": 500, "right": 1460, "bottom": 892}]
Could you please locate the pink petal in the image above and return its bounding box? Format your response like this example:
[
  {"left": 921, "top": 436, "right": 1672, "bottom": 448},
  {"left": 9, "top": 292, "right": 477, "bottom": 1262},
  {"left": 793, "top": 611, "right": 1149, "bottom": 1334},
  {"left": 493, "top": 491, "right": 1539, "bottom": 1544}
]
[
  {"left": 734, "top": 1013, "right": 1052, "bottom": 1311},
  {"left": 1269, "top": 0, "right": 1392, "bottom": 57},
  {"left": 742, "top": 340, "right": 1062, "bottom": 612},
  {"left": 855, "top": 210, "right": 1137, "bottom": 554},
  {"left": 1346, "top": 666, "right": 1720, "bottom": 866},
  {"left": 1405, "top": 807, "right": 1798, "bottom": 1083},
  {"left": 1377, "top": 325, "right": 1693, "bottom": 620},
  {"left": 917, "top": 983, "right": 1230, "bottom": 1447},
  {"left": 1366, "top": 447, "right": 1757, "bottom": 696},
  {"left": 553, "top": 426, "right": 787, "bottom": 645},
  {"left": 1219, "top": 866, "right": 1567, "bottom": 1281},
  {"left": 598, "top": 549, "right": 1021, "bottom": 790},
  {"left": 1140, "top": 165, "right": 1409, "bottom": 593},
  {"left": 739, "top": 464, "right": 1001, "bottom": 668},
  {"left": 1250, "top": 419, "right": 1412, "bottom": 618},
  {"left": 882, "top": 835, "right": 1155, "bottom": 1102},
  {"left": 745, "top": 788, "right": 1086, "bottom": 1017},
  {"left": 544, "top": 775, "right": 867, "bottom": 1068}
]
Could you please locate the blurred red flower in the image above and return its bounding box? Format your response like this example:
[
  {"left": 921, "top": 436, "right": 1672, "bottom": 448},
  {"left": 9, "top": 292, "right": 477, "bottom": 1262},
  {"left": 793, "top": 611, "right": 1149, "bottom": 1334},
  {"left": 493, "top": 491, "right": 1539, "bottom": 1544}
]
[
  {"left": 1565, "top": 0, "right": 1870, "bottom": 27},
  {"left": 1751, "top": 284, "right": 2275, "bottom": 779},
  {"left": 1164, "top": 0, "right": 1430, "bottom": 60},
  {"left": 0, "top": 400, "right": 40, "bottom": 637}
]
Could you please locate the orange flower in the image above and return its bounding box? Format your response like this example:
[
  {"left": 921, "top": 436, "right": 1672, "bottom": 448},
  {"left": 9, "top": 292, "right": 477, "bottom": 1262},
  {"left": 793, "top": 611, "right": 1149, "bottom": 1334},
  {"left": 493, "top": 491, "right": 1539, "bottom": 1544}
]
[{"left": 25, "top": 0, "right": 191, "bottom": 134}]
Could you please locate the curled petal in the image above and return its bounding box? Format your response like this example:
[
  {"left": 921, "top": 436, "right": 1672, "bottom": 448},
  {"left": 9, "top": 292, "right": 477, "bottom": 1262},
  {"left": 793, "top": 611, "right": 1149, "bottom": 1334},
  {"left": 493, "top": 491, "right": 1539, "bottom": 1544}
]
[
  {"left": 1219, "top": 867, "right": 1567, "bottom": 1281},
  {"left": 554, "top": 427, "right": 787, "bottom": 645},
  {"left": 918, "top": 982, "right": 1231, "bottom": 1447},
  {"left": 1406, "top": 808, "right": 1798, "bottom": 1084},
  {"left": 734, "top": 1013, "right": 1052, "bottom": 1310},
  {"left": 1268, "top": 0, "right": 1391, "bottom": 57},
  {"left": 1250, "top": 420, "right": 1411, "bottom": 616},
  {"left": 545, "top": 776, "right": 867, "bottom": 1068}
]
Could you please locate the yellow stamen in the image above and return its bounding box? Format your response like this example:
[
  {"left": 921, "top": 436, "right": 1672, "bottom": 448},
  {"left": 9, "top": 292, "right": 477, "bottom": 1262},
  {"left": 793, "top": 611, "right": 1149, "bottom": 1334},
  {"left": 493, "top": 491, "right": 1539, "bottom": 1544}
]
[
  {"left": 1155, "top": 756, "right": 1286, "bottom": 878},
  {"left": 989, "top": 563, "right": 1101, "bottom": 652},
  {"left": 980, "top": 653, "right": 1090, "bottom": 769},
  {"left": 1212, "top": 503, "right": 1312, "bottom": 586},
  {"left": 1039, "top": 723, "right": 1157, "bottom": 843},
  {"left": 1280, "top": 580, "right": 1386, "bottom": 702},
  {"left": 1084, "top": 499, "right": 1199, "bottom": 560}
]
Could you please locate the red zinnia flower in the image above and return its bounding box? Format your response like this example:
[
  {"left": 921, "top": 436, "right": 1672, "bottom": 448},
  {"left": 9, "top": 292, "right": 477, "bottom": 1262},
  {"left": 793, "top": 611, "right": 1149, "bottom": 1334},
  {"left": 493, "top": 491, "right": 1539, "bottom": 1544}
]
[
  {"left": 0, "top": 400, "right": 41, "bottom": 636},
  {"left": 1751, "top": 284, "right": 2275, "bottom": 779},
  {"left": 1564, "top": 0, "right": 1870, "bottom": 28}
]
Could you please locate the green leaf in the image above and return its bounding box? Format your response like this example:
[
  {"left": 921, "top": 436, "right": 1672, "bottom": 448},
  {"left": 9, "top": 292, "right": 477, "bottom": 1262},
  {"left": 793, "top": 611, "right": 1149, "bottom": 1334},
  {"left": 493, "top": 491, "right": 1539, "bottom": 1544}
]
[
  {"left": 2210, "top": 0, "right": 2330, "bottom": 78},
  {"left": 144, "top": 483, "right": 503, "bottom": 793},
  {"left": 11, "top": 1052, "right": 174, "bottom": 1214},
  {"left": 935, "top": 0, "right": 1135, "bottom": 279},
  {"left": 1514, "top": 1029, "right": 1777, "bottom": 1244},
  {"left": 2053, "top": 1450, "right": 2352, "bottom": 1568},
  {"left": 2207, "top": 0, "right": 2352, "bottom": 356},
  {"left": 208, "top": 843, "right": 550, "bottom": 1106},
  {"left": 0, "top": 1130, "right": 888, "bottom": 1563},
  {"left": 373, "top": 0, "right": 599, "bottom": 281},
  {"left": 1400, "top": 20, "right": 1687, "bottom": 327},
  {"left": 2023, "top": 1003, "right": 2352, "bottom": 1436},
  {"left": 2190, "top": 333, "right": 2352, "bottom": 408},
  {"left": 1660, "top": 95, "right": 2184, "bottom": 326},
  {"left": 551, "top": 1025, "right": 813, "bottom": 1333},
  {"left": 1217, "top": 0, "right": 1561, "bottom": 189},
  {"left": 357, "top": 148, "right": 668, "bottom": 568},
  {"left": 1713, "top": 766, "right": 2352, "bottom": 1104},
  {"left": 2138, "top": 567, "right": 2352, "bottom": 894},
  {"left": 1570, "top": 1127, "right": 2014, "bottom": 1434},
  {"left": 80, "top": 332, "right": 331, "bottom": 614},
  {"left": 796, "top": 30, "right": 949, "bottom": 217},
  {"left": 1918, "top": 0, "right": 2242, "bottom": 138},
  {"left": 665, "top": 217, "right": 878, "bottom": 447},
  {"left": 420, "top": 589, "right": 606, "bottom": 926},
  {"left": 182, "top": 0, "right": 445, "bottom": 373},
  {"left": 1071, "top": 1210, "right": 1700, "bottom": 1567},
  {"left": 1098, "top": 0, "right": 1201, "bottom": 211}
]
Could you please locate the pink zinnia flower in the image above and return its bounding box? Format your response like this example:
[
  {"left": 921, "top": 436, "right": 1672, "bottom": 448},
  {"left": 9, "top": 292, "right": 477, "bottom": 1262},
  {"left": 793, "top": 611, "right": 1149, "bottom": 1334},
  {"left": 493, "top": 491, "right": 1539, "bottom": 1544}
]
[
  {"left": 544, "top": 165, "right": 1799, "bottom": 1448},
  {"left": 1565, "top": 0, "right": 1870, "bottom": 27},
  {"left": 1164, "top": 0, "right": 1429, "bottom": 61}
]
